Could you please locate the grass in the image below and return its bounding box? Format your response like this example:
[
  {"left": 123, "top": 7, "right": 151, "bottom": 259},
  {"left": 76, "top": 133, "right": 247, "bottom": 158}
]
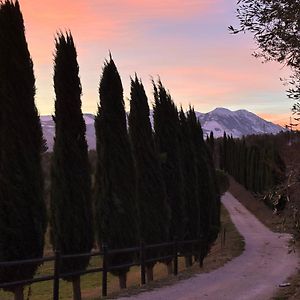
[{"left": 0, "top": 204, "right": 244, "bottom": 300}]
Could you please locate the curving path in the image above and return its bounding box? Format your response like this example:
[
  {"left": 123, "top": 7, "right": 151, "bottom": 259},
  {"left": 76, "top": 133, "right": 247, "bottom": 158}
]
[{"left": 118, "top": 192, "right": 299, "bottom": 300}]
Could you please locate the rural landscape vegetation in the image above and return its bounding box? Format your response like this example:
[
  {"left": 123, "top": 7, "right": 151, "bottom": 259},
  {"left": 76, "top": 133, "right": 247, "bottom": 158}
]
[{"left": 1, "top": 0, "right": 300, "bottom": 300}]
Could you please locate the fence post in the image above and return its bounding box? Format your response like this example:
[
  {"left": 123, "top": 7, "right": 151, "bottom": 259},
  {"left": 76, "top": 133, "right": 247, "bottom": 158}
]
[
  {"left": 102, "top": 244, "right": 108, "bottom": 297},
  {"left": 140, "top": 240, "right": 146, "bottom": 285},
  {"left": 173, "top": 237, "right": 178, "bottom": 276},
  {"left": 53, "top": 250, "right": 61, "bottom": 300}
]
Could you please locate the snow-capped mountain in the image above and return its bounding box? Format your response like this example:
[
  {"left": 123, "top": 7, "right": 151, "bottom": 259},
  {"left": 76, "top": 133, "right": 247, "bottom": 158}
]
[
  {"left": 41, "top": 114, "right": 96, "bottom": 151},
  {"left": 198, "top": 108, "right": 284, "bottom": 138},
  {"left": 41, "top": 108, "right": 284, "bottom": 151}
]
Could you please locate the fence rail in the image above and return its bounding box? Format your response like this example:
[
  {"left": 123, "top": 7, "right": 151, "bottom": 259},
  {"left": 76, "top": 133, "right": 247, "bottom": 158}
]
[{"left": 0, "top": 228, "right": 226, "bottom": 299}]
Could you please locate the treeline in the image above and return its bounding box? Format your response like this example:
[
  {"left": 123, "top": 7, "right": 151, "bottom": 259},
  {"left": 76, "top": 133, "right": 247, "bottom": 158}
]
[
  {"left": 0, "top": 2, "right": 220, "bottom": 300},
  {"left": 218, "top": 133, "right": 285, "bottom": 194}
]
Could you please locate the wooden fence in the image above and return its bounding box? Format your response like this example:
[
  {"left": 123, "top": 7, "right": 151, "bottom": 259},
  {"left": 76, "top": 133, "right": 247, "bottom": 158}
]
[{"left": 0, "top": 228, "right": 226, "bottom": 299}]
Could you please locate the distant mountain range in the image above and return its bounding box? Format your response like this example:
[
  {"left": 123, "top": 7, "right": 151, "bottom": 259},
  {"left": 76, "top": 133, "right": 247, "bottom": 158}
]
[
  {"left": 41, "top": 108, "right": 284, "bottom": 151},
  {"left": 196, "top": 107, "right": 284, "bottom": 138}
]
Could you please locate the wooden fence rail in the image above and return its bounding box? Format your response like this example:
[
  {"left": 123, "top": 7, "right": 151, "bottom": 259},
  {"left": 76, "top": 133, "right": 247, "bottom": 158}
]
[{"left": 0, "top": 228, "right": 226, "bottom": 299}]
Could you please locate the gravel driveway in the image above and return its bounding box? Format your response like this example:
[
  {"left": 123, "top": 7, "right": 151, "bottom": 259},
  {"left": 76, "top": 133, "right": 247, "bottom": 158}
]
[{"left": 118, "top": 192, "right": 299, "bottom": 300}]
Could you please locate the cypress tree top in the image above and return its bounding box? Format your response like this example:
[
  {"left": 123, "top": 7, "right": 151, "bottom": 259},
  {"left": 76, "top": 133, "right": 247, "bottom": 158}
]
[{"left": 53, "top": 33, "right": 85, "bottom": 133}]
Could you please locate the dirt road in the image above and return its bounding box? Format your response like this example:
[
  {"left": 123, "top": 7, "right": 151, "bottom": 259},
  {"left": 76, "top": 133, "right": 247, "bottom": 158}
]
[{"left": 118, "top": 192, "right": 299, "bottom": 300}]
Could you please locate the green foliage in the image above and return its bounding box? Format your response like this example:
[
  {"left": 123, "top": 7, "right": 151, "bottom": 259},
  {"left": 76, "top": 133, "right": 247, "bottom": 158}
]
[
  {"left": 219, "top": 134, "right": 286, "bottom": 194},
  {"left": 178, "top": 108, "right": 199, "bottom": 242},
  {"left": 206, "top": 131, "right": 215, "bottom": 159},
  {"left": 187, "top": 109, "right": 220, "bottom": 256},
  {"left": 153, "top": 80, "right": 186, "bottom": 241},
  {"left": 128, "top": 76, "right": 170, "bottom": 250},
  {"left": 0, "top": 0, "right": 46, "bottom": 290},
  {"left": 94, "top": 57, "right": 138, "bottom": 276},
  {"left": 50, "top": 33, "right": 94, "bottom": 278}
]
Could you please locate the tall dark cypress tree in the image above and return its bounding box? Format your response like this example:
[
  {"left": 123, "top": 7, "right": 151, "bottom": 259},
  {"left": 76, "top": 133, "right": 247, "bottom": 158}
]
[
  {"left": 94, "top": 57, "right": 138, "bottom": 289},
  {"left": 50, "top": 33, "right": 94, "bottom": 300},
  {"left": 153, "top": 80, "right": 185, "bottom": 273},
  {"left": 128, "top": 75, "right": 170, "bottom": 281},
  {"left": 179, "top": 108, "right": 199, "bottom": 267},
  {"left": 0, "top": 1, "right": 47, "bottom": 299},
  {"left": 153, "top": 80, "right": 185, "bottom": 241},
  {"left": 187, "top": 108, "right": 220, "bottom": 265},
  {"left": 222, "top": 132, "right": 228, "bottom": 172}
]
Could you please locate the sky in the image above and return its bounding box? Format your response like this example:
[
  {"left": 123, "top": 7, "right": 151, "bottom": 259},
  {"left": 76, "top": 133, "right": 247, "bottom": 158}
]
[{"left": 20, "top": 0, "right": 294, "bottom": 126}]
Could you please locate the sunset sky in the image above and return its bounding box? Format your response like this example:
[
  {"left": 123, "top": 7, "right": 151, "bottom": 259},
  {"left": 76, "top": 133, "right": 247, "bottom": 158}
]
[{"left": 20, "top": 0, "right": 293, "bottom": 126}]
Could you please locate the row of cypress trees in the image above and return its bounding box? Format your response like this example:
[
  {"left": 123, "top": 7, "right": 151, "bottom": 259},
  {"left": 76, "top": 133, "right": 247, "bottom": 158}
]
[
  {"left": 219, "top": 133, "right": 285, "bottom": 193},
  {"left": 0, "top": 1, "right": 221, "bottom": 299},
  {"left": 93, "top": 59, "right": 221, "bottom": 289}
]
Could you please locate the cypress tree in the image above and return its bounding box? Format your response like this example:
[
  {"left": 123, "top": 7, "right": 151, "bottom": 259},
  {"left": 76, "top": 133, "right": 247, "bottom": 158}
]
[
  {"left": 209, "top": 131, "right": 215, "bottom": 163},
  {"left": 239, "top": 138, "right": 247, "bottom": 185},
  {"left": 0, "top": 1, "right": 47, "bottom": 299},
  {"left": 128, "top": 75, "right": 170, "bottom": 281},
  {"left": 153, "top": 81, "right": 185, "bottom": 238},
  {"left": 222, "top": 132, "right": 228, "bottom": 172},
  {"left": 219, "top": 138, "right": 224, "bottom": 170},
  {"left": 94, "top": 56, "right": 138, "bottom": 289},
  {"left": 246, "top": 146, "right": 254, "bottom": 190},
  {"left": 152, "top": 80, "right": 185, "bottom": 273},
  {"left": 50, "top": 33, "right": 94, "bottom": 300},
  {"left": 179, "top": 108, "right": 199, "bottom": 267},
  {"left": 187, "top": 109, "right": 220, "bottom": 265}
]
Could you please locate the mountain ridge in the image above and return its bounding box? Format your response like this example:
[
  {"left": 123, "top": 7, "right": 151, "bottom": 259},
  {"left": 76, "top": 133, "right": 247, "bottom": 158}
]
[
  {"left": 198, "top": 107, "right": 283, "bottom": 138},
  {"left": 41, "top": 108, "right": 284, "bottom": 151}
]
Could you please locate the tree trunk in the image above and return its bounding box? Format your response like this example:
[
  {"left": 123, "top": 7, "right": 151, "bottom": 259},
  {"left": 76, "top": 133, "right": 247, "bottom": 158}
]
[
  {"left": 72, "top": 276, "right": 82, "bottom": 300},
  {"left": 14, "top": 286, "right": 24, "bottom": 300},
  {"left": 146, "top": 265, "right": 154, "bottom": 282},
  {"left": 185, "top": 255, "right": 193, "bottom": 268},
  {"left": 118, "top": 272, "right": 127, "bottom": 289},
  {"left": 200, "top": 257, "right": 204, "bottom": 268},
  {"left": 166, "top": 261, "right": 173, "bottom": 275}
]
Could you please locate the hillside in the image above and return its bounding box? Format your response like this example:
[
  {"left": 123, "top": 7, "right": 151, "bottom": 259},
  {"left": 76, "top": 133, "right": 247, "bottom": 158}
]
[{"left": 198, "top": 107, "right": 283, "bottom": 138}]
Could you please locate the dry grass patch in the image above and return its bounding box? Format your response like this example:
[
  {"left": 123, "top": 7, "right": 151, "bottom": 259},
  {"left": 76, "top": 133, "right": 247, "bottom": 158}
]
[{"left": 228, "top": 176, "right": 283, "bottom": 232}]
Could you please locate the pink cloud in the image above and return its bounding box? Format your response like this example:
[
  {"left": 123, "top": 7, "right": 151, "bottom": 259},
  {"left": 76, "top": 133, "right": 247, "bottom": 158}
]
[{"left": 17, "top": 0, "right": 291, "bottom": 123}]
